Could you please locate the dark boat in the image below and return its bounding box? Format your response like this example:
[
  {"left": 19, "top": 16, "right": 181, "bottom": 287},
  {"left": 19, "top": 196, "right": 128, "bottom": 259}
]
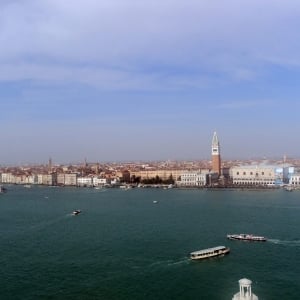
[
  {"left": 227, "top": 234, "right": 267, "bottom": 242},
  {"left": 0, "top": 186, "right": 7, "bottom": 193}
]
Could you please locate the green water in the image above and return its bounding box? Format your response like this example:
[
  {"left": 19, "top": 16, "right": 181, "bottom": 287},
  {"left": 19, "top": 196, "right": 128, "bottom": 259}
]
[{"left": 0, "top": 186, "right": 300, "bottom": 299}]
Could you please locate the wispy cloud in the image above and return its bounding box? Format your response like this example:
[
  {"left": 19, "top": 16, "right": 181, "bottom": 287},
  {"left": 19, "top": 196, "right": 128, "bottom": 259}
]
[
  {"left": 1, "top": 0, "right": 300, "bottom": 90},
  {"left": 1, "top": 0, "right": 300, "bottom": 163}
]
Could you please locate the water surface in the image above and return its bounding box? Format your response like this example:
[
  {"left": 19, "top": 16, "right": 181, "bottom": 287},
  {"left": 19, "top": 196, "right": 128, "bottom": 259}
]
[{"left": 0, "top": 186, "right": 299, "bottom": 299}]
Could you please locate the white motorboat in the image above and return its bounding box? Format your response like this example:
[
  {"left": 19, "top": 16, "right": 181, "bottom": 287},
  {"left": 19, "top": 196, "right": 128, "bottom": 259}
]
[{"left": 227, "top": 234, "right": 267, "bottom": 242}]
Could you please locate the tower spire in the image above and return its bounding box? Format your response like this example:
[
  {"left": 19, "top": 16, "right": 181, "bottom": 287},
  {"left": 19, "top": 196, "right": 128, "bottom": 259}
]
[
  {"left": 211, "top": 131, "right": 221, "bottom": 175},
  {"left": 211, "top": 131, "right": 220, "bottom": 155},
  {"left": 48, "top": 157, "right": 52, "bottom": 174}
]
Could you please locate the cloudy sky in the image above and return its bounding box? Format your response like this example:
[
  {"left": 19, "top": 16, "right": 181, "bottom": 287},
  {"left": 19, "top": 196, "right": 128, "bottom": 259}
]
[{"left": 1, "top": 0, "right": 300, "bottom": 164}]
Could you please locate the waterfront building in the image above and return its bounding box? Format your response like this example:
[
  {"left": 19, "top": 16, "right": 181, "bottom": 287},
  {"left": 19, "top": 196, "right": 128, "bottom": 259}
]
[
  {"left": 65, "top": 173, "right": 77, "bottom": 186},
  {"left": 57, "top": 173, "right": 77, "bottom": 186},
  {"left": 110, "top": 178, "right": 120, "bottom": 185},
  {"left": 1, "top": 173, "right": 38, "bottom": 185},
  {"left": 211, "top": 132, "right": 221, "bottom": 175},
  {"left": 130, "top": 169, "right": 183, "bottom": 182},
  {"left": 37, "top": 174, "right": 43, "bottom": 185},
  {"left": 93, "top": 177, "right": 107, "bottom": 186},
  {"left": 289, "top": 173, "right": 300, "bottom": 187},
  {"left": 77, "top": 176, "right": 93, "bottom": 187},
  {"left": 1, "top": 173, "right": 14, "bottom": 183},
  {"left": 21, "top": 174, "right": 37, "bottom": 184},
  {"left": 41, "top": 173, "right": 56, "bottom": 185},
  {"left": 57, "top": 173, "right": 65, "bottom": 186},
  {"left": 116, "top": 170, "right": 130, "bottom": 182},
  {"left": 179, "top": 171, "right": 208, "bottom": 186},
  {"left": 178, "top": 170, "right": 219, "bottom": 187},
  {"left": 230, "top": 164, "right": 293, "bottom": 186}
]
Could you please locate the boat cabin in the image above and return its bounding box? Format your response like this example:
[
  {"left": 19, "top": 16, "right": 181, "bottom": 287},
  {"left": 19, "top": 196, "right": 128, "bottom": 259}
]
[{"left": 190, "top": 246, "right": 229, "bottom": 260}]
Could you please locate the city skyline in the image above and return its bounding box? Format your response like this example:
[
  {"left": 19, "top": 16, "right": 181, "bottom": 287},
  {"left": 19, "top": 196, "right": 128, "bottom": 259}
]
[{"left": 1, "top": 1, "right": 300, "bottom": 164}]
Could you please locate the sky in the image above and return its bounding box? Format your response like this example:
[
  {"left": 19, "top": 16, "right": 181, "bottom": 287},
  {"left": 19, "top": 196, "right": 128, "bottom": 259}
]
[{"left": 1, "top": 0, "right": 300, "bottom": 164}]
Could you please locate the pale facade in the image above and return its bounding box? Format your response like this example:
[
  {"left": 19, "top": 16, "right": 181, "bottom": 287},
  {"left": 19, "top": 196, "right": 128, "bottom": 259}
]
[
  {"left": 57, "top": 173, "right": 65, "bottom": 185},
  {"left": 41, "top": 174, "right": 55, "bottom": 185},
  {"left": 35, "top": 174, "right": 55, "bottom": 185},
  {"left": 179, "top": 171, "right": 207, "bottom": 186},
  {"left": 1, "top": 173, "right": 14, "bottom": 183},
  {"left": 130, "top": 169, "right": 183, "bottom": 181},
  {"left": 230, "top": 165, "right": 287, "bottom": 186},
  {"left": 289, "top": 174, "right": 300, "bottom": 186},
  {"left": 23, "top": 175, "right": 37, "bottom": 184},
  {"left": 93, "top": 177, "right": 107, "bottom": 186},
  {"left": 37, "top": 174, "right": 44, "bottom": 185},
  {"left": 57, "top": 173, "right": 77, "bottom": 186},
  {"left": 65, "top": 173, "right": 77, "bottom": 186},
  {"left": 1, "top": 173, "right": 37, "bottom": 184},
  {"left": 77, "top": 176, "right": 93, "bottom": 186}
]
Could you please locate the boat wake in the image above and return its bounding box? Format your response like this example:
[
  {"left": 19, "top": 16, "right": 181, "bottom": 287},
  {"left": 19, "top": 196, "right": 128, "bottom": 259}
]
[
  {"left": 268, "top": 239, "right": 300, "bottom": 247},
  {"left": 166, "top": 257, "right": 190, "bottom": 266},
  {"left": 148, "top": 257, "right": 190, "bottom": 269}
]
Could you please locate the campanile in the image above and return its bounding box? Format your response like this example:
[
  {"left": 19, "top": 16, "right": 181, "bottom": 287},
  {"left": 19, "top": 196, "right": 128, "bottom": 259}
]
[{"left": 211, "top": 131, "right": 221, "bottom": 175}]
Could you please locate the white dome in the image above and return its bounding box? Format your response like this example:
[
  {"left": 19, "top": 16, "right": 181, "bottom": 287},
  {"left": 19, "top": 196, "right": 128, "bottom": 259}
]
[{"left": 239, "top": 278, "right": 252, "bottom": 286}]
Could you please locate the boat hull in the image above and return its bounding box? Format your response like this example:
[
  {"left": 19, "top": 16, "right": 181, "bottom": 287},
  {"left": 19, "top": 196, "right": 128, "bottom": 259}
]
[
  {"left": 227, "top": 234, "right": 267, "bottom": 242},
  {"left": 190, "top": 246, "right": 230, "bottom": 260}
]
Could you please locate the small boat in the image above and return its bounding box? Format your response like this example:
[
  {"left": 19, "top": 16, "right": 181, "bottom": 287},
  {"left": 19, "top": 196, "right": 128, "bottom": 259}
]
[
  {"left": 0, "top": 186, "right": 7, "bottom": 193},
  {"left": 153, "top": 200, "right": 158, "bottom": 204},
  {"left": 72, "top": 210, "right": 82, "bottom": 216},
  {"left": 190, "top": 246, "right": 230, "bottom": 260},
  {"left": 284, "top": 186, "right": 293, "bottom": 192},
  {"left": 227, "top": 234, "right": 267, "bottom": 242}
]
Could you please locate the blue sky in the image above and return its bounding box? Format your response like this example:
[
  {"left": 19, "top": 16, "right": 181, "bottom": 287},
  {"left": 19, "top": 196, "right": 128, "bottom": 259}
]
[{"left": 1, "top": 0, "right": 300, "bottom": 164}]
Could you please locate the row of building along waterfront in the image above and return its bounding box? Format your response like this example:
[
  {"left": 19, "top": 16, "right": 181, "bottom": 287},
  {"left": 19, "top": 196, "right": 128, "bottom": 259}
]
[
  {"left": 1, "top": 162, "right": 300, "bottom": 188},
  {"left": 1, "top": 132, "right": 300, "bottom": 188}
]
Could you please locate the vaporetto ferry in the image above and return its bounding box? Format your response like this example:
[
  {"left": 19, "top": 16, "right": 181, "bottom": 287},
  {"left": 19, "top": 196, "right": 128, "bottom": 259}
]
[
  {"left": 190, "top": 246, "right": 230, "bottom": 260},
  {"left": 227, "top": 234, "right": 267, "bottom": 242}
]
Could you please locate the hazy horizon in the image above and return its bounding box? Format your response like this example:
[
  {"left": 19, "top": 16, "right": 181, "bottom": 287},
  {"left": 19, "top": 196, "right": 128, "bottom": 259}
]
[
  {"left": 1, "top": 154, "right": 297, "bottom": 167},
  {"left": 1, "top": 1, "right": 300, "bottom": 164}
]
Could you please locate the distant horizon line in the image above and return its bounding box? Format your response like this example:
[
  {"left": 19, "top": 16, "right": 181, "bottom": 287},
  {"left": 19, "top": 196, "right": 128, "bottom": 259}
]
[{"left": 1, "top": 156, "right": 299, "bottom": 167}]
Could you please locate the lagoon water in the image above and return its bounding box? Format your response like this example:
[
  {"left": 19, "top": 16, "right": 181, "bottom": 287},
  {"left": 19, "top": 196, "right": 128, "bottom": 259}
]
[{"left": 1, "top": 185, "right": 300, "bottom": 299}]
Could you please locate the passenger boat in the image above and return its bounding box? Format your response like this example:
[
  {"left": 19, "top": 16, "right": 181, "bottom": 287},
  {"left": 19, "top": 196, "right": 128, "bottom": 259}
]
[
  {"left": 190, "top": 246, "right": 230, "bottom": 260},
  {"left": 227, "top": 234, "right": 267, "bottom": 242},
  {"left": 72, "top": 210, "right": 81, "bottom": 216}
]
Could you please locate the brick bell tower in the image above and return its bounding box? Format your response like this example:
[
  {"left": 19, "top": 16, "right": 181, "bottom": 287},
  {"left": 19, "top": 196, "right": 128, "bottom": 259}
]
[{"left": 211, "top": 131, "right": 221, "bottom": 175}]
